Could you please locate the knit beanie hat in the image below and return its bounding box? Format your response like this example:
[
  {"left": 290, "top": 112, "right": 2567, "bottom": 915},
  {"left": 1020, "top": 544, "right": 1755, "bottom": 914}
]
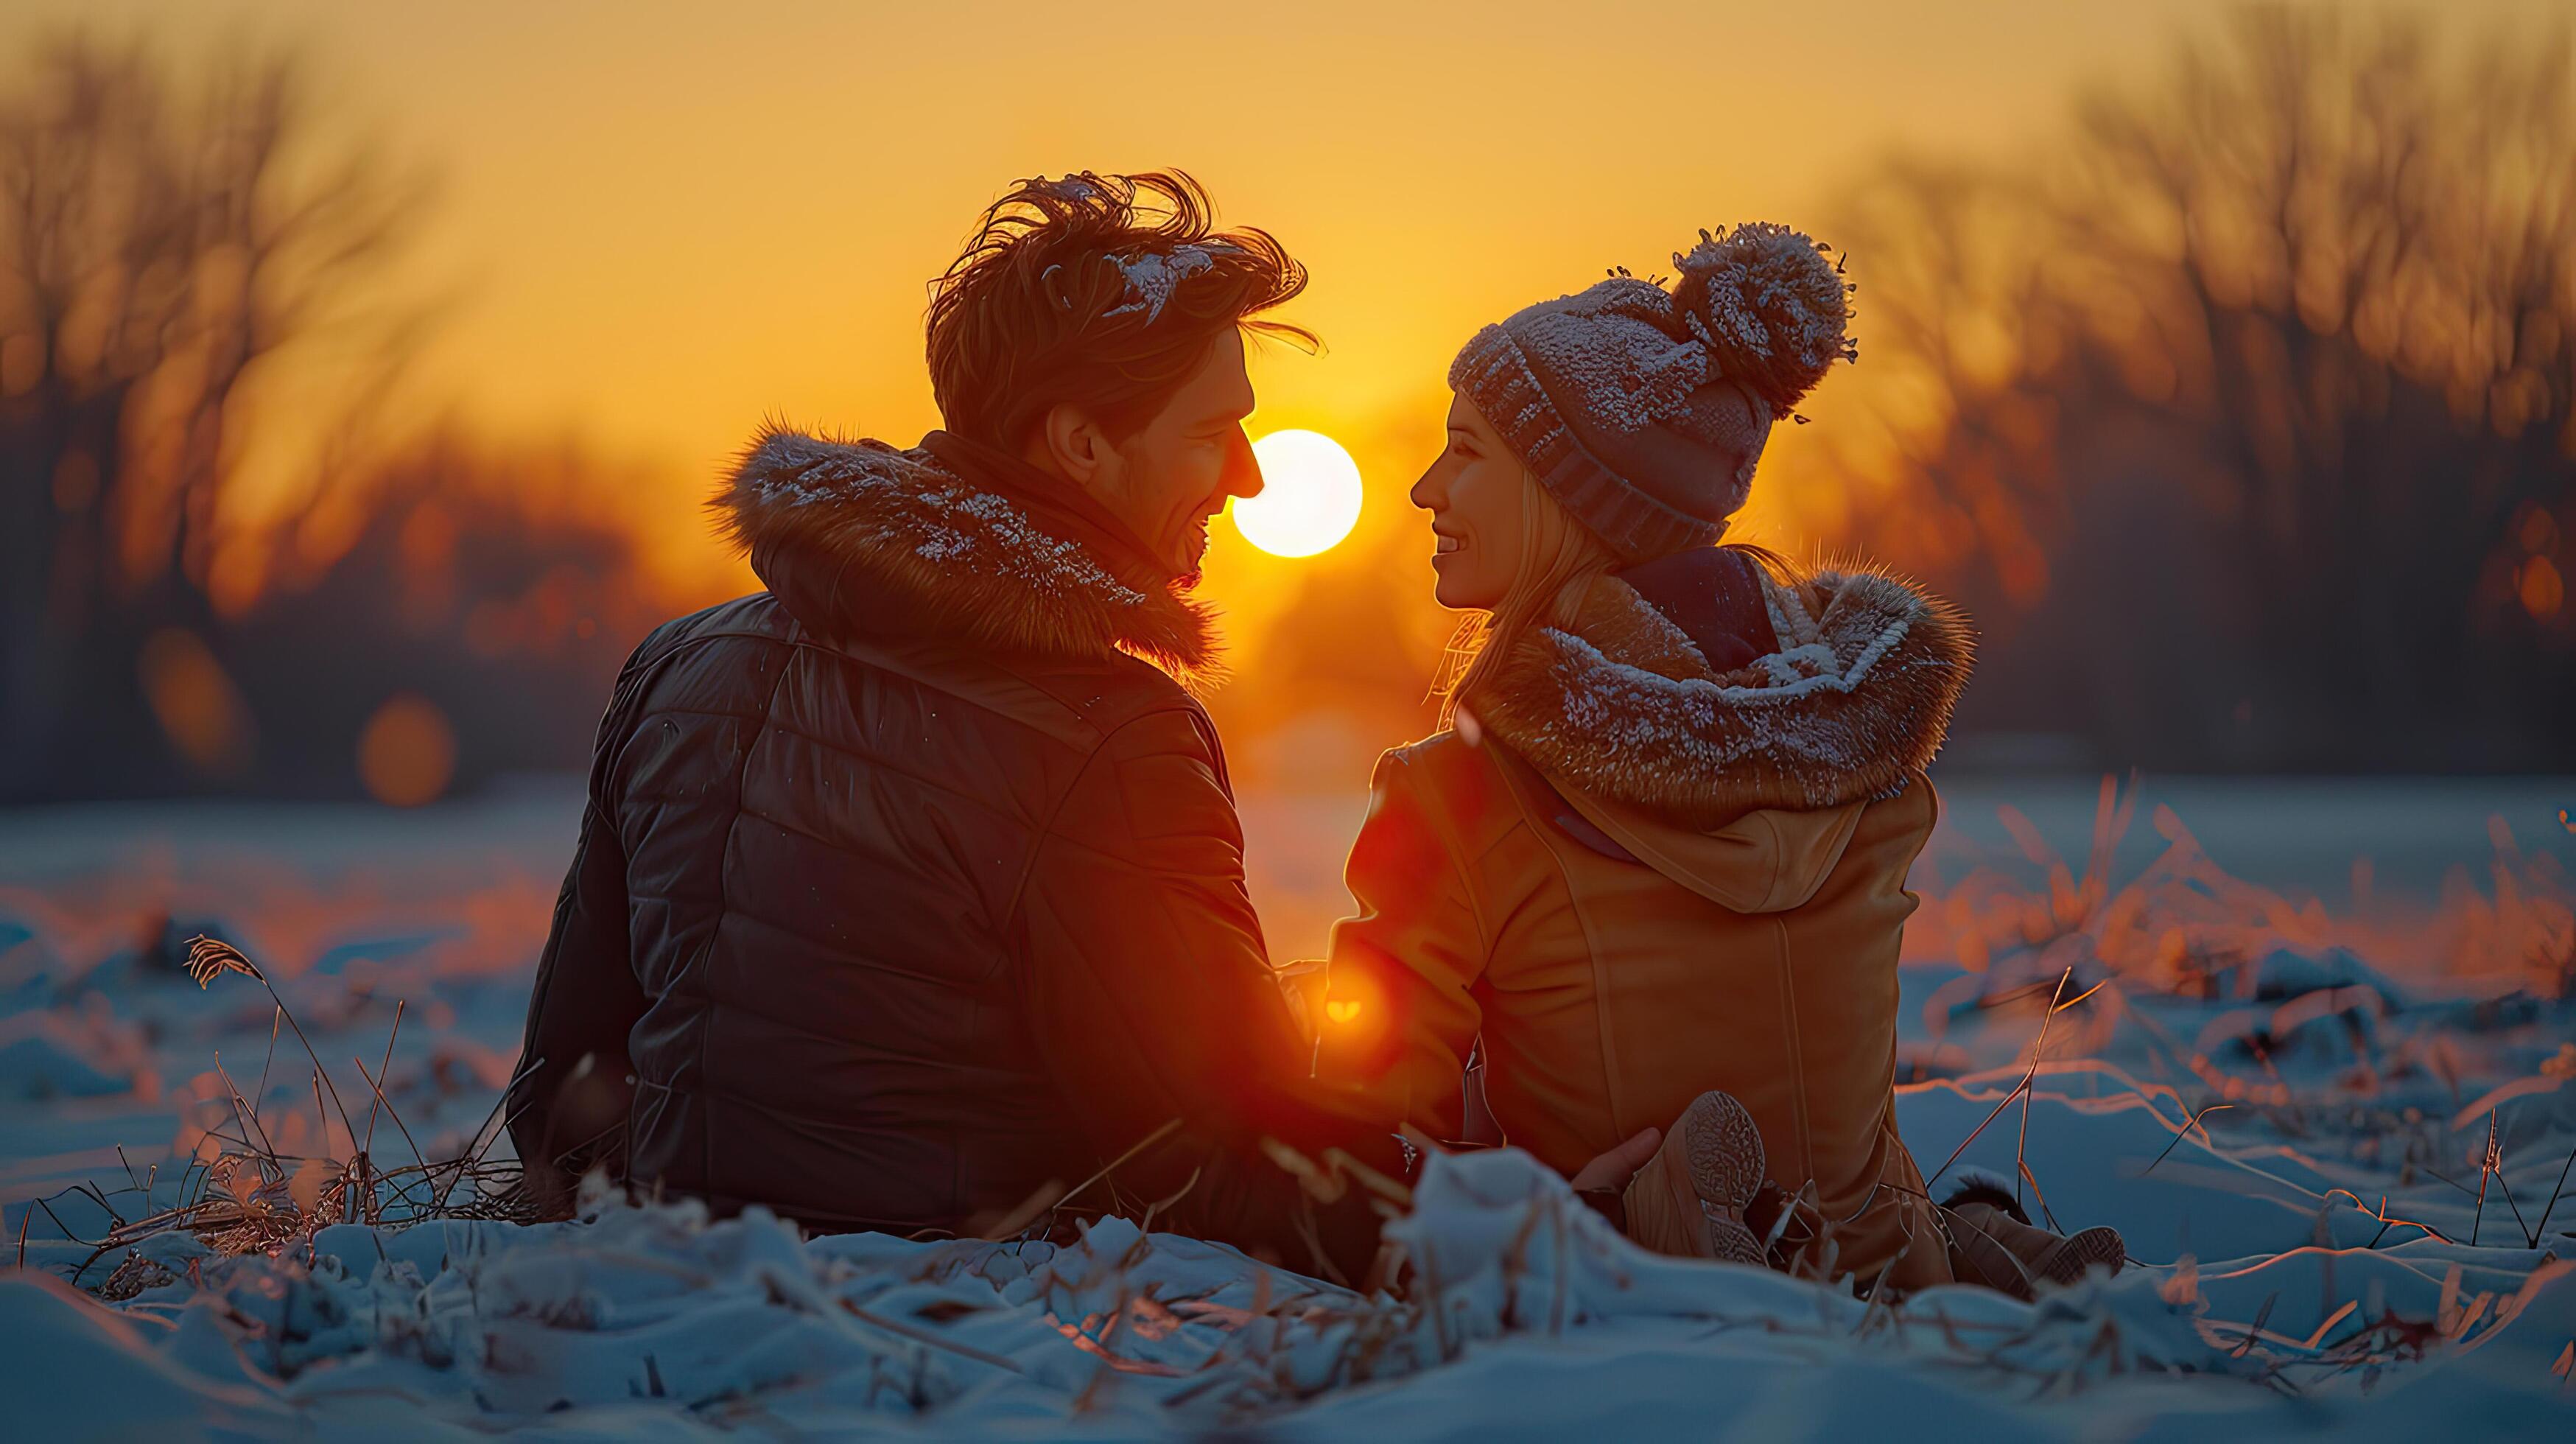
[{"left": 1447, "top": 224, "right": 1855, "bottom": 565}]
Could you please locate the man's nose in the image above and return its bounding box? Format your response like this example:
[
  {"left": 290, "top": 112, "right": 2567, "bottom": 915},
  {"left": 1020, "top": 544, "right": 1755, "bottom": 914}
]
[{"left": 1221, "top": 427, "right": 1264, "bottom": 500}]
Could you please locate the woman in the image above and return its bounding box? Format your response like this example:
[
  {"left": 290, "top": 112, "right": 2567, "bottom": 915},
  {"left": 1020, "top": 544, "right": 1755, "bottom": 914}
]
[{"left": 1308, "top": 226, "right": 2120, "bottom": 1297}]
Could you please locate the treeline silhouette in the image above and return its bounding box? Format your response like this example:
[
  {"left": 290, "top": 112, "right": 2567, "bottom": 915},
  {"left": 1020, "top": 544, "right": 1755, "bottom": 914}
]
[
  {"left": 1770, "top": 8, "right": 2576, "bottom": 771},
  {"left": 0, "top": 40, "right": 664, "bottom": 802},
  {"left": 3, "top": 14, "right": 2570, "bottom": 804}
]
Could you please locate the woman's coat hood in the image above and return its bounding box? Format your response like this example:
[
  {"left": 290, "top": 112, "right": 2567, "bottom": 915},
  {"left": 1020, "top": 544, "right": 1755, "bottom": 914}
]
[{"left": 1467, "top": 558, "right": 1973, "bottom": 908}]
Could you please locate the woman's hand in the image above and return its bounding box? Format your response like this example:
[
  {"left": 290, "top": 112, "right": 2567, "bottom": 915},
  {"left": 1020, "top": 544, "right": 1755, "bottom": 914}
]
[{"left": 1568, "top": 1126, "right": 1663, "bottom": 1194}]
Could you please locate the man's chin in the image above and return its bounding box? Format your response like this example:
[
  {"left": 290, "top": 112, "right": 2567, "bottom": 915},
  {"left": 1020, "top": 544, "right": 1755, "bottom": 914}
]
[{"left": 1163, "top": 526, "right": 1212, "bottom": 584}]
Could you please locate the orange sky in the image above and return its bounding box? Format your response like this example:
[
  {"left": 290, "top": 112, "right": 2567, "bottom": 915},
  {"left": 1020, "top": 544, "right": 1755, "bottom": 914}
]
[{"left": 6, "top": 0, "right": 2558, "bottom": 601}]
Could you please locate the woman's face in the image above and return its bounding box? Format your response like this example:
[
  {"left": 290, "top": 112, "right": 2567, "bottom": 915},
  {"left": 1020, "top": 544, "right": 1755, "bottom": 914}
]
[{"left": 1412, "top": 393, "right": 1526, "bottom": 610}]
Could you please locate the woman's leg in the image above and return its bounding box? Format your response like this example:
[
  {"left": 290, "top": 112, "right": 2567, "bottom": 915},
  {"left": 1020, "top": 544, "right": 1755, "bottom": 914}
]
[{"left": 1617, "top": 1090, "right": 1768, "bottom": 1264}]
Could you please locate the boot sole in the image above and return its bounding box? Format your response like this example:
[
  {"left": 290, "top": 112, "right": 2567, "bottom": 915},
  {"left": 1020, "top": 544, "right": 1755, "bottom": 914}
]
[
  {"left": 2033, "top": 1225, "right": 2126, "bottom": 1286},
  {"left": 1680, "top": 1090, "right": 1768, "bottom": 1266}
]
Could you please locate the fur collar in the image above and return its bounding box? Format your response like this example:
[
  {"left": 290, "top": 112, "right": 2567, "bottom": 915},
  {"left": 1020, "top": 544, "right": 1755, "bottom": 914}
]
[
  {"left": 1467, "top": 560, "right": 1973, "bottom": 825},
  {"left": 710, "top": 426, "right": 1220, "bottom": 685}
]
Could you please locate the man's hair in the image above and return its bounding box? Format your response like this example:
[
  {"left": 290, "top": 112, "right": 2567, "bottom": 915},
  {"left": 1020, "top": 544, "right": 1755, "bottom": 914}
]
[{"left": 926, "top": 171, "right": 1314, "bottom": 449}]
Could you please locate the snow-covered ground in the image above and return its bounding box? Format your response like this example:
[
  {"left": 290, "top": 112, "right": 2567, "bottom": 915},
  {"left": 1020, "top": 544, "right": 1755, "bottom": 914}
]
[{"left": 2, "top": 774, "right": 2572, "bottom": 1437}]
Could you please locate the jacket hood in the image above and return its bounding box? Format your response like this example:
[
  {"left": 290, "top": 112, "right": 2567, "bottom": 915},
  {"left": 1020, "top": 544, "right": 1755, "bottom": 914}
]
[
  {"left": 1550, "top": 782, "right": 1871, "bottom": 914},
  {"left": 1469, "top": 558, "right": 1970, "bottom": 902},
  {"left": 709, "top": 425, "right": 1220, "bottom": 687}
]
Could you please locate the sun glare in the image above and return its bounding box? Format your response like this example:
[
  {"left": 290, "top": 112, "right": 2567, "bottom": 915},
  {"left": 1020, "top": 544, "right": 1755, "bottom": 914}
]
[{"left": 1235, "top": 430, "right": 1364, "bottom": 558}]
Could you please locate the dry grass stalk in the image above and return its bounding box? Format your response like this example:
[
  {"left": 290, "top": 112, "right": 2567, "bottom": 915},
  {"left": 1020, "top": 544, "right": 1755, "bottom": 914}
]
[
  {"left": 33, "top": 938, "right": 538, "bottom": 1292},
  {"left": 2142, "top": 1101, "right": 2236, "bottom": 1176}
]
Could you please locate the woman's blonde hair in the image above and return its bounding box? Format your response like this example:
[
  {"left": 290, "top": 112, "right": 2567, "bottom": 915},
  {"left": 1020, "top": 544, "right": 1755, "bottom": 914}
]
[{"left": 1429, "top": 469, "right": 1616, "bottom": 726}]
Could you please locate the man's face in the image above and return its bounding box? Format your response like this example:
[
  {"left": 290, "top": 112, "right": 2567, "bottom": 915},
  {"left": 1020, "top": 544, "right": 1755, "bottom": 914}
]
[{"left": 1093, "top": 329, "right": 1264, "bottom": 579}]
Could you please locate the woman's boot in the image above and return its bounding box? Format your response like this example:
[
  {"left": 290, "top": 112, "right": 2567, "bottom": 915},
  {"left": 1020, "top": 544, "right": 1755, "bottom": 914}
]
[
  {"left": 1938, "top": 1177, "right": 2126, "bottom": 1299},
  {"left": 1621, "top": 1090, "right": 1769, "bottom": 1264}
]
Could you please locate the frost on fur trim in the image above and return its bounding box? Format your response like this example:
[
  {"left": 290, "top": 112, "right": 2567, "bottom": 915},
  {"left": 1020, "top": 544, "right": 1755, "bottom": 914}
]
[
  {"left": 1467, "top": 564, "right": 1973, "bottom": 824},
  {"left": 709, "top": 425, "right": 1223, "bottom": 682},
  {"left": 1671, "top": 223, "right": 1856, "bottom": 412},
  {"left": 734, "top": 432, "right": 1145, "bottom": 607}
]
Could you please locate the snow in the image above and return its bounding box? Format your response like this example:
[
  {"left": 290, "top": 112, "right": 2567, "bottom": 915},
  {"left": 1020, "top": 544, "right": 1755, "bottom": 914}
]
[
  {"left": 1103, "top": 244, "right": 1222, "bottom": 324},
  {"left": 1503, "top": 277, "right": 1715, "bottom": 435},
  {"left": 7, "top": 1144, "right": 2572, "bottom": 1435},
  {"left": 2, "top": 776, "right": 2572, "bottom": 1436},
  {"left": 0, "top": 1009, "right": 140, "bottom": 1099},
  {"left": 1027, "top": 175, "right": 1101, "bottom": 205}
]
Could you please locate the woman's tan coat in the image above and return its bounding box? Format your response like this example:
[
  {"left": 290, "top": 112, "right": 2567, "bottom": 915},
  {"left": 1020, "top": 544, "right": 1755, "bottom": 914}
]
[{"left": 1312, "top": 560, "right": 1972, "bottom": 1291}]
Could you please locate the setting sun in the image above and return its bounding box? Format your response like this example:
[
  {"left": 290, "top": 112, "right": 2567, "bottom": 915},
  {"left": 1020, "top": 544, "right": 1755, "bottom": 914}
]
[{"left": 1236, "top": 430, "right": 1364, "bottom": 558}]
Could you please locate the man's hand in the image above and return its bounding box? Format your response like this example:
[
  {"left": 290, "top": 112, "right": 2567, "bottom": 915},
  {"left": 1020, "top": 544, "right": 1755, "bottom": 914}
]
[{"left": 1568, "top": 1126, "right": 1662, "bottom": 1194}]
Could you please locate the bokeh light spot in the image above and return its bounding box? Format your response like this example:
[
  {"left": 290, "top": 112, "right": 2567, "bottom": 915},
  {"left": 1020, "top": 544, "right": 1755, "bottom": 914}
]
[
  {"left": 1235, "top": 430, "right": 1363, "bottom": 558},
  {"left": 358, "top": 693, "right": 457, "bottom": 807},
  {"left": 2519, "top": 555, "right": 2563, "bottom": 620},
  {"left": 137, "top": 628, "right": 254, "bottom": 777}
]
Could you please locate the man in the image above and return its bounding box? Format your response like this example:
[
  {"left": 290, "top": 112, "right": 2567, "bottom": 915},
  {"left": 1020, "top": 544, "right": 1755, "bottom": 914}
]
[{"left": 508, "top": 172, "right": 1654, "bottom": 1280}]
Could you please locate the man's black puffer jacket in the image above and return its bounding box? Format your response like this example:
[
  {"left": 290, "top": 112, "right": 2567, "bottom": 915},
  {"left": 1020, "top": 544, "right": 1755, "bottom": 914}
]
[{"left": 509, "top": 428, "right": 1395, "bottom": 1271}]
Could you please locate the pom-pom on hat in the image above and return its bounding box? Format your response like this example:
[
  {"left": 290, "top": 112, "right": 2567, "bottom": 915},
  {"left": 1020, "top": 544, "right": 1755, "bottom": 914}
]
[{"left": 1447, "top": 223, "right": 1854, "bottom": 564}]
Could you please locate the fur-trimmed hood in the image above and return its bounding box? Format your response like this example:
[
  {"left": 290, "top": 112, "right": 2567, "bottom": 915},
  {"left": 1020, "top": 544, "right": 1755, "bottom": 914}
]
[
  {"left": 1467, "top": 559, "right": 1973, "bottom": 829},
  {"left": 711, "top": 426, "right": 1219, "bottom": 685}
]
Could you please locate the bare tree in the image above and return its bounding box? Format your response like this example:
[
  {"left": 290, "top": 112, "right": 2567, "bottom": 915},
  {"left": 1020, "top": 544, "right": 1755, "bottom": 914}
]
[
  {"left": 0, "top": 37, "right": 424, "bottom": 796},
  {"left": 1797, "top": 8, "right": 2576, "bottom": 768}
]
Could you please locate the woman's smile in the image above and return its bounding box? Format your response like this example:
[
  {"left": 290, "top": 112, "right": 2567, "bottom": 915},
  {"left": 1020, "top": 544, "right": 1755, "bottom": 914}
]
[{"left": 1411, "top": 395, "right": 1528, "bottom": 609}]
